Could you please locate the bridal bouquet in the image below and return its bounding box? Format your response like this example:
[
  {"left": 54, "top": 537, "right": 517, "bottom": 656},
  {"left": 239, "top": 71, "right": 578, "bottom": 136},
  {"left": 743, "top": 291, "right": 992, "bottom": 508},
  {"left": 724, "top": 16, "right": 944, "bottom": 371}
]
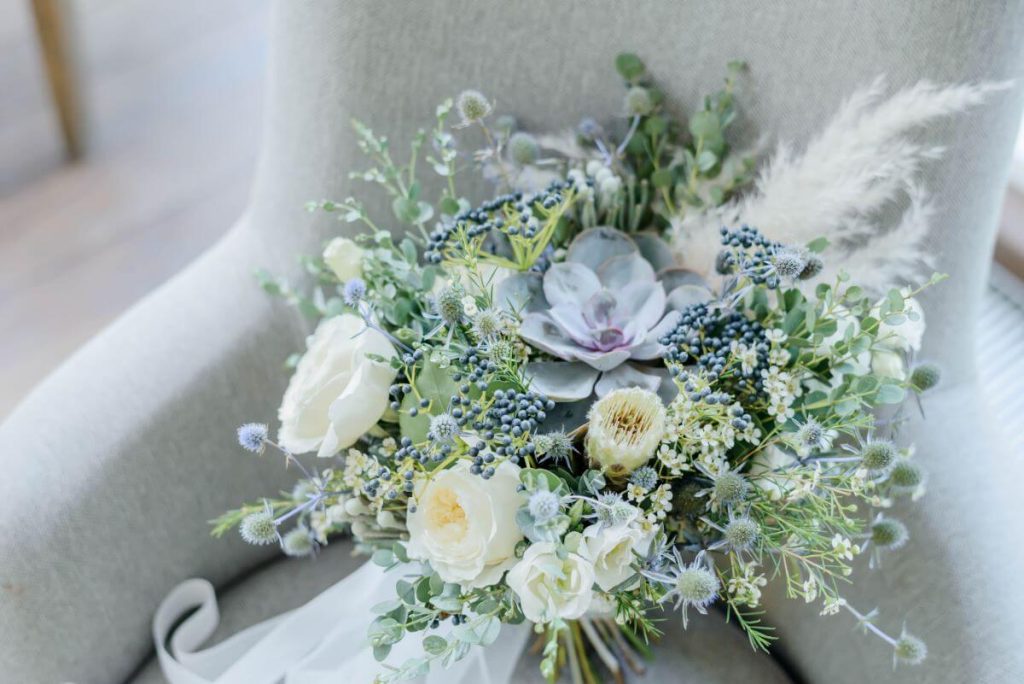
[{"left": 214, "top": 54, "right": 994, "bottom": 682}]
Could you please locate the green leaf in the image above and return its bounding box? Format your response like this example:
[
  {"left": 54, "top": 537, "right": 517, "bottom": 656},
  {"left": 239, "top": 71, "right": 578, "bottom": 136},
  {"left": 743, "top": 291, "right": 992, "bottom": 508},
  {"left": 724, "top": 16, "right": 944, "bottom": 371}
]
[
  {"left": 615, "top": 53, "right": 646, "bottom": 81},
  {"left": 644, "top": 116, "right": 667, "bottom": 136},
  {"left": 835, "top": 398, "right": 860, "bottom": 416},
  {"left": 440, "top": 196, "right": 460, "bottom": 216},
  {"left": 875, "top": 383, "right": 906, "bottom": 405},
  {"left": 697, "top": 149, "right": 718, "bottom": 171},
  {"left": 806, "top": 237, "right": 830, "bottom": 254},
  {"left": 689, "top": 111, "right": 721, "bottom": 139},
  {"left": 651, "top": 168, "right": 674, "bottom": 188},
  {"left": 372, "top": 549, "right": 397, "bottom": 567},
  {"left": 423, "top": 635, "right": 448, "bottom": 655}
]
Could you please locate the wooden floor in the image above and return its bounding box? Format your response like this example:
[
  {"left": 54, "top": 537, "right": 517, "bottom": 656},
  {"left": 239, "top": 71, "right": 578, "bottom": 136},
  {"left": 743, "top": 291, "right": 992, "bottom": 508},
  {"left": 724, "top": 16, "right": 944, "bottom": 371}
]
[{"left": 0, "top": 0, "right": 271, "bottom": 418}]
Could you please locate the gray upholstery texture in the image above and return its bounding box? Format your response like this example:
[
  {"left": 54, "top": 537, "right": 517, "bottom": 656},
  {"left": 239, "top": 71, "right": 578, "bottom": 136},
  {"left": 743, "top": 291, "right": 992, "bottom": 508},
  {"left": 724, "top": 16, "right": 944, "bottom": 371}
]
[{"left": 2, "top": 2, "right": 1023, "bottom": 683}]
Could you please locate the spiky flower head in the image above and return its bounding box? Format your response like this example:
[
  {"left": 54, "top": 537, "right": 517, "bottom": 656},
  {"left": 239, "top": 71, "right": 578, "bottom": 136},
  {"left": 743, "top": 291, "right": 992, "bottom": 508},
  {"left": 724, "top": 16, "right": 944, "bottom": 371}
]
[
  {"left": 796, "top": 417, "right": 826, "bottom": 448},
  {"left": 507, "top": 132, "right": 540, "bottom": 165},
  {"left": 534, "top": 431, "right": 574, "bottom": 464},
  {"left": 713, "top": 471, "right": 750, "bottom": 507},
  {"left": 772, "top": 247, "right": 807, "bottom": 279},
  {"left": 799, "top": 254, "right": 824, "bottom": 280},
  {"left": 870, "top": 516, "right": 909, "bottom": 550},
  {"left": 435, "top": 285, "right": 466, "bottom": 326},
  {"left": 291, "top": 479, "right": 318, "bottom": 502},
  {"left": 724, "top": 516, "right": 760, "bottom": 552},
  {"left": 343, "top": 277, "right": 366, "bottom": 306},
  {"left": 595, "top": 492, "right": 637, "bottom": 527},
  {"left": 471, "top": 308, "right": 503, "bottom": 340},
  {"left": 239, "top": 511, "right": 277, "bottom": 545},
  {"left": 281, "top": 527, "right": 315, "bottom": 557},
  {"left": 910, "top": 362, "right": 941, "bottom": 392},
  {"left": 888, "top": 459, "right": 924, "bottom": 493},
  {"left": 236, "top": 422, "right": 268, "bottom": 454},
  {"left": 427, "top": 412, "right": 460, "bottom": 444},
  {"left": 455, "top": 89, "right": 491, "bottom": 124},
  {"left": 629, "top": 466, "right": 659, "bottom": 492},
  {"left": 624, "top": 86, "right": 654, "bottom": 115},
  {"left": 893, "top": 630, "right": 927, "bottom": 667},
  {"left": 528, "top": 490, "right": 561, "bottom": 523},
  {"left": 860, "top": 439, "right": 897, "bottom": 472},
  {"left": 670, "top": 553, "right": 720, "bottom": 627},
  {"left": 587, "top": 388, "right": 667, "bottom": 478}
]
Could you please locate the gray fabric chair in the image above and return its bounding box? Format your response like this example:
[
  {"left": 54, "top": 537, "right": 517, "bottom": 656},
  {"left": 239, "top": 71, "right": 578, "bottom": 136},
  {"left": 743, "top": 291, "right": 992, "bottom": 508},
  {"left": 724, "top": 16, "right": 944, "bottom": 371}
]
[{"left": 2, "top": 2, "right": 1023, "bottom": 683}]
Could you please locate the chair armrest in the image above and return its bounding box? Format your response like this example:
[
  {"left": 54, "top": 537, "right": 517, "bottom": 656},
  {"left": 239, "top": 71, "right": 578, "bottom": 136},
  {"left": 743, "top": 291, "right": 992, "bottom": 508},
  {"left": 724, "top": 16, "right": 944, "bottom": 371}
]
[{"left": 0, "top": 222, "right": 308, "bottom": 683}]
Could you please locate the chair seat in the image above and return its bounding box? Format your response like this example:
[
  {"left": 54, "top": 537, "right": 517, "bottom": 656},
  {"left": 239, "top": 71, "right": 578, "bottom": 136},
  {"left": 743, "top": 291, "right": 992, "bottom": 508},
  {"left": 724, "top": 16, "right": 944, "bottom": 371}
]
[{"left": 134, "top": 541, "right": 794, "bottom": 684}]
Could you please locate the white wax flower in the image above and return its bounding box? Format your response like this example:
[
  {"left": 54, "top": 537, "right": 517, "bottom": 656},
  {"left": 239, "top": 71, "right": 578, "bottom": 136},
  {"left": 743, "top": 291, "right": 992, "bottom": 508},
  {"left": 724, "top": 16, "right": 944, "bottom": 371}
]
[
  {"left": 277, "top": 313, "right": 396, "bottom": 457},
  {"left": 587, "top": 388, "right": 666, "bottom": 477},
  {"left": 582, "top": 521, "right": 652, "bottom": 592},
  {"left": 322, "top": 237, "right": 364, "bottom": 282},
  {"left": 507, "top": 542, "right": 595, "bottom": 622},
  {"left": 406, "top": 461, "right": 524, "bottom": 589}
]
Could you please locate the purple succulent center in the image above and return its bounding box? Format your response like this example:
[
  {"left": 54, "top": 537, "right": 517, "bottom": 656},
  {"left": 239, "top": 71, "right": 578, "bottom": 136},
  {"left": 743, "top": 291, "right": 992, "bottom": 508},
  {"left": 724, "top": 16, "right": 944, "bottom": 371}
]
[{"left": 580, "top": 289, "right": 630, "bottom": 351}]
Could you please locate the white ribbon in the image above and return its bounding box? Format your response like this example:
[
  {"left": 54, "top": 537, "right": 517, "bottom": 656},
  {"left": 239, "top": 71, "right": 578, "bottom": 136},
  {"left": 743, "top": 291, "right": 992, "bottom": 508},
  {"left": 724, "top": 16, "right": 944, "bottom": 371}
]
[{"left": 153, "top": 561, "right": 530, "bottom": 684}]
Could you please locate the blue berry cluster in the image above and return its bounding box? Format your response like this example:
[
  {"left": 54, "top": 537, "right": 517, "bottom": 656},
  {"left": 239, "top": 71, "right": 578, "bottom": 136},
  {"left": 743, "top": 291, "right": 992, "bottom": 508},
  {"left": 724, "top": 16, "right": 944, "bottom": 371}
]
[
  {"left": 715, "top": 225, "right": 786, "bottom": 288},
  {"left": 660, "top": 304, "right": 769, "bottom": 398},
  {"left": 424, "top": 180, "right": 569, "bottom": 264}
]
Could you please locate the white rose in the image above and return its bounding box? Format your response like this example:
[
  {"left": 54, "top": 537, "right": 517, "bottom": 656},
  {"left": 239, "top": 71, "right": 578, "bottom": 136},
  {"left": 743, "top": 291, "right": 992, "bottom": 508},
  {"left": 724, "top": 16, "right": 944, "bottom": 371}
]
[
  {"left": 406, "top": 461, "right": 524, "bottom": 589},
  {"left": 507, "top": 542, "right": 595, "bottom": 622},
  {"left": 323, "top": 237, "right": 364, "bottom": 282},
  {"left": 875, "top": 296, "right": 925, "bottom": 352},
  {"left": 871, "top": 348, "right": 907, "bottom": 381},
  {"left": 277, "top": 314, "right": 396, "bottom": 457},
  {"left": 582, "top": 522, "right": 652, "bottom": 592}
]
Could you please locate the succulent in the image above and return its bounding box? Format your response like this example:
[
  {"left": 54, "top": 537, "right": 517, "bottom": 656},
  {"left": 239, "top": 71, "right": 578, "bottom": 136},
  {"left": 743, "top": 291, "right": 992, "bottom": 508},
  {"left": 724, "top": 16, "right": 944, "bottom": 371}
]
[{"left": 497, "top": 227, "right": 711, "bottom": 401}]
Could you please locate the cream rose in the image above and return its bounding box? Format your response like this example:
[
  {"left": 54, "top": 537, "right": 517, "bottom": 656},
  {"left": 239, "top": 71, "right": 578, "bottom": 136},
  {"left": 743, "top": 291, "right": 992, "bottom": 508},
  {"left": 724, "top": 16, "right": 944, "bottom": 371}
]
[
  {"left": 871, "top": 348, "right": 907, "bottom": 380},
  {"left": 277, "top": 313, "right": 396, "bottom": 457},
  {"left": 322, "top": 237, "right": 364, "bottom": 282},
  {"left": 875, "top": 296, "right": 925, "bottom": 352},
  {"left": 406, "top": 461, "right": 524, "bottom": 589},
  {"left": 507, "top": 542, "right": 595, "bottom": 622},
  {"left": 748, "top": 444, "right": 798, "bottom": 501},
  {"left": 582, "top": 522, "right": 652, "bottom": 592}
]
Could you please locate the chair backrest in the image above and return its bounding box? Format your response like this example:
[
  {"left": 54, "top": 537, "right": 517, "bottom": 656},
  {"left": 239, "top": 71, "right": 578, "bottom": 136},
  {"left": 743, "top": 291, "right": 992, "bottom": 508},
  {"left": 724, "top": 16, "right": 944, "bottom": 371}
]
[{"left": 243, "top": 0, "right": 1024, "bottom": 384}]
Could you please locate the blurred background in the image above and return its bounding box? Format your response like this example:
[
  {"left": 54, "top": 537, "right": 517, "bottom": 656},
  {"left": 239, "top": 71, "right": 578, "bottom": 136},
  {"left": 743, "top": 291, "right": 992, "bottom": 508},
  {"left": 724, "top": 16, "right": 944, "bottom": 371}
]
[{"left": 1, "top": 0, "right": 1022, "bottom": 432}]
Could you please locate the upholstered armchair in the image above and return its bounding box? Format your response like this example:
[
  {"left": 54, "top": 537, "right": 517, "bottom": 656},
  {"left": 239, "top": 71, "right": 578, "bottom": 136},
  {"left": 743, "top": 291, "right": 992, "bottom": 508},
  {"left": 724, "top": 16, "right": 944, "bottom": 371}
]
[{"left": 3, "top": 2, "right": 1023, "bottom": 682}]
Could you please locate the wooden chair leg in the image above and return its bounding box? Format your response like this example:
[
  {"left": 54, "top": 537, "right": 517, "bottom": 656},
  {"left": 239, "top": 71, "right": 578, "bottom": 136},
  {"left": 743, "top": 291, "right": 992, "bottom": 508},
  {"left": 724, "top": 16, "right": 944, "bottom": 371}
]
[{"left": 30, "top": 0, "right": 84, "bottom": 160}]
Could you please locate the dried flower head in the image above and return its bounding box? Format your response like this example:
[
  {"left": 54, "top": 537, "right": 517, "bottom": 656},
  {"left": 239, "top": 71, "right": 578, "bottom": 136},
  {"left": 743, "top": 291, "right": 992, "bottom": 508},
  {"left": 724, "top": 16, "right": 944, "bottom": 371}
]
[
  {"left": 587, "top": 388, "right": 667, "bottom": 478},
  {"left": 236, "top": 422, "right": 268, "bottom": 454},
  {"left": 239, "top": 511, "right": 277, "bottom": 545},
  {"left": 508, "top": 131, "right": 540, "bottom": 165}
]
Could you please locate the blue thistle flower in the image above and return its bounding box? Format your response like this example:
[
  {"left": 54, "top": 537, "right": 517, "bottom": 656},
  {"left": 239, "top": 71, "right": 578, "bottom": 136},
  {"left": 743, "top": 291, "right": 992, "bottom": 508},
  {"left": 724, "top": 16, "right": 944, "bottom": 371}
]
[
  {"left": 629, "top": 466, "right": 659, "bottom": 492},
  {"left": 239, "top": 511, "right": 277, "bottom": 545},
  {"left": 281, "top": 527, "right": 315, "bottom": 557},
  {"left": 343, "top": 277, "right": 366, "bottom": 306},
  {"left": 236, "top": 423, "right": 268, "bottom": 454},
  {"left": 527, "top": 490, "right": 561, "bottom": 523}
]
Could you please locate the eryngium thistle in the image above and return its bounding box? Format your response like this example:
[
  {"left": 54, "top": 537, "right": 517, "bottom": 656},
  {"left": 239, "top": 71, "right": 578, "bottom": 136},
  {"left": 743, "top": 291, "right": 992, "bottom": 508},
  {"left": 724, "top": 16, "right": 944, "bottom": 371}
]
[
  {"left": 281, "top": 527, "right": 315, "bottom": 557},
  {"left": 625, "top": 86, "right": 654, "bottom": 115},
  {"left": 870, "top": 517, "right": 909, "bottom": 549},
  {"left": 471, "top": 309, "right": 502, "bottom": 340},
  {"left": 860, "top": 440, "right": 897, "bottom": 472},
  {"left": 455, "top": 89, "right": 491, "bottom": 124},
  {"left": 343, "top": 277, "right": 366, "bottom": 305},
  {"left": 629, "top": 466, "right": 659, "bottom": 492},
  {"left": 534, "top": 431, "right": 574, "bottom": 464},
  {"left": 888, "top": 459, "right": 924, "bottom": 493},
  {"left": 427, "top": 413, "right": 460, "bottom": 444},
  {"left": 507, "top": 132, "right": 540, "bottom": 165},
  {"left": 528, "top": 490, "right": 561, "bottom": 523},
  {"left": 893, "top": 631, "right": 927, "bottom": 667},
  {"left": 910, "top": 362, "right": 941, "bottom": 392},
  {"left": 239, "top": 511, "right": 277, "bottom": 545},
  {"left": 672, "top": 555, "right": 720, "bottom": 628},
  {"left": 596, "top": 493, "right": 636, "bottom": 527},
  {"left": 236, "top": 422, "right": 268, "bottom": 454},
  {"left": 587, "top": 388, "right": 666, "bottom": 477},
  {"left": 435, "top": 285, "right": 465, "bottom": 326},
  {"left": 724, "top": 516, "right": 760, "bottom": 552},
  {"left": 772, "top": 248, "right": 807, "bottom": 279},
  {"left": 799, "top": 254, "right": 824, "bottom": 280},
  {"left": 713, "top": 471, "right": 750, "bottom": 506}
]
